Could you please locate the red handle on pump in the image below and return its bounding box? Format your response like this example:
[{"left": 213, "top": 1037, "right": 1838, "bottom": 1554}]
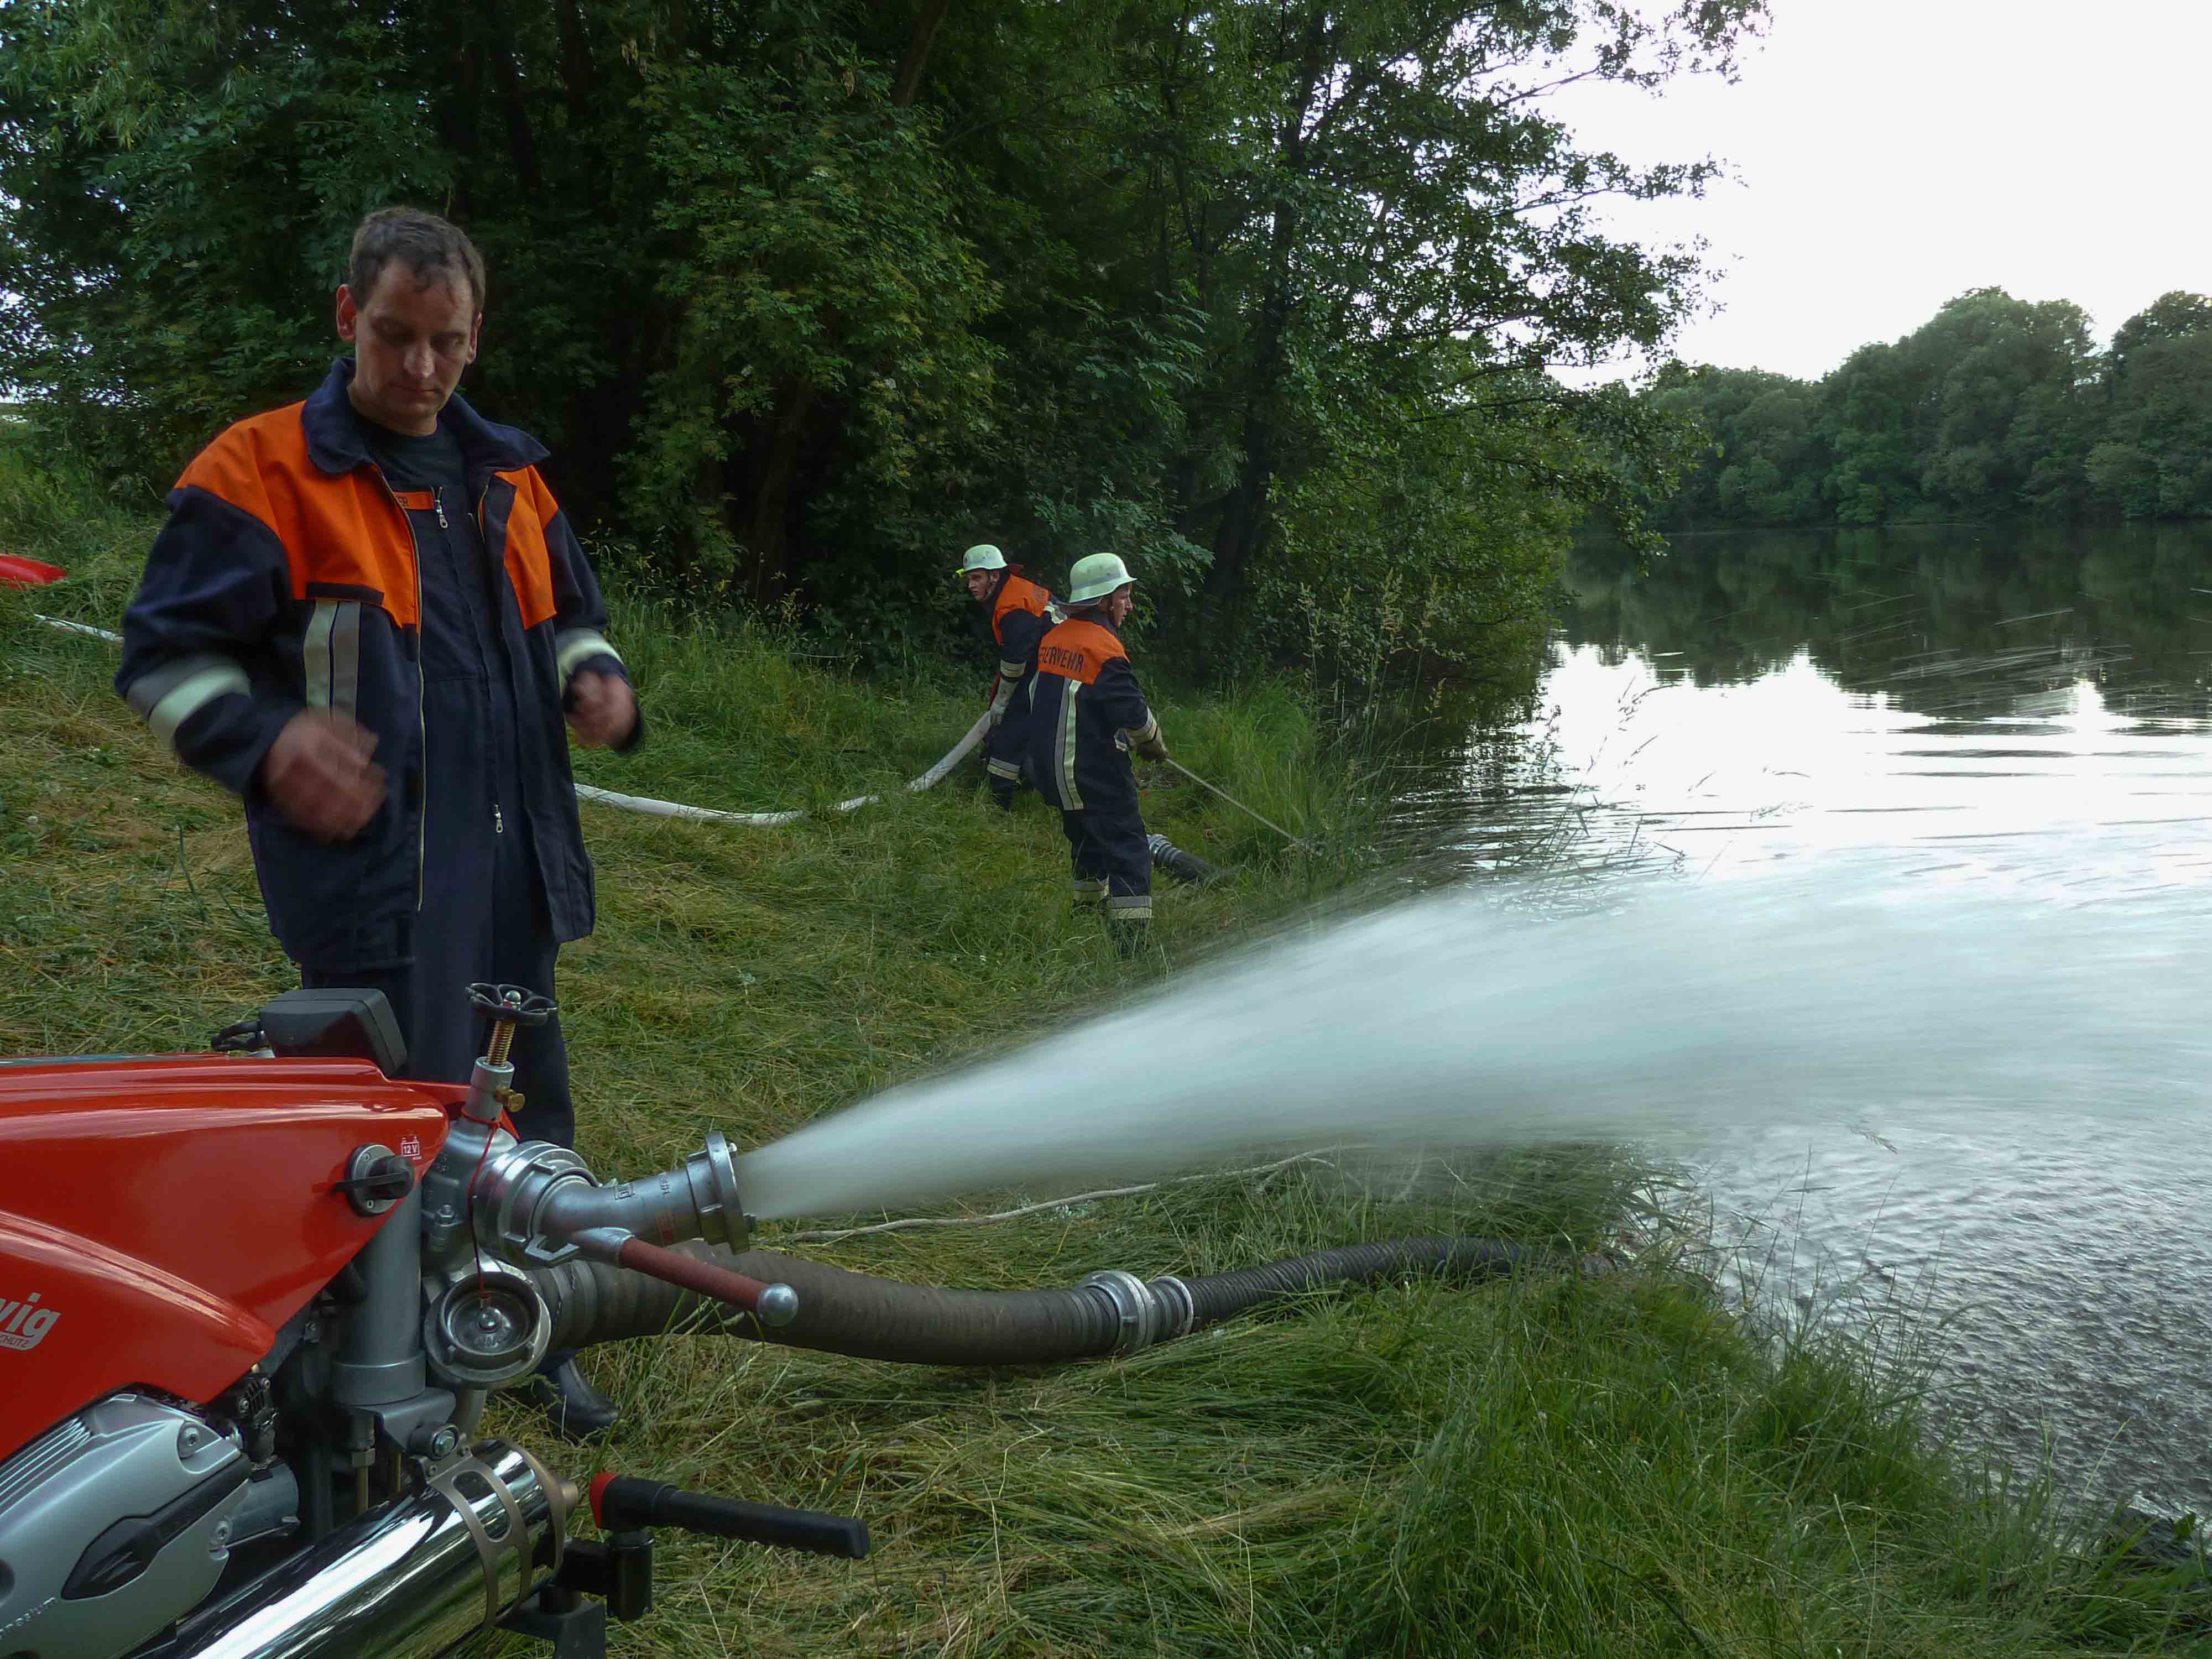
[{"left": 611, "top": 1236, "right": 799, "bottom": 1326}]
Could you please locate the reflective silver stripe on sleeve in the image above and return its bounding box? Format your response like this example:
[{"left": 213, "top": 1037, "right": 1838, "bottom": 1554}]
[
  {"left": 329, "top": 602, "right": 361, "bottom": 716},
  {"left": 1058, "top": 682, "right": 1083, "bottom": 811},
  {"left": 303, "top": 601, "right": 337, "bottom": 709},
  {"left": 997, "top": 658, "right": 1027, "bottom": 683},
  {"left": 302, "top": 599, "right": 362, "bottom": 715},
  {"left": 556, "top": 628, "right": 623, "bottom": 680},
  {"left": 126, "top": 656, "right": 252, "bottom": 748},
  {"left": 1105, "top": 894, "right": 1153, "bottom": 921},
  {"left": 1121, "top": 712, "right": 1159, "bottom": 747}
]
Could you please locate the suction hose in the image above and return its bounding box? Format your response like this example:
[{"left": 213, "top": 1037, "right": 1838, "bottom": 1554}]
[{"left": 533, "top": 1236, "right": 1595, "bottom": 1365}]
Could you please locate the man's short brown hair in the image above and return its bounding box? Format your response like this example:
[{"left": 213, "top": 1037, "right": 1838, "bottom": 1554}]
[{"left": 347, "top": 207, "right": 487, "bottom": 317}]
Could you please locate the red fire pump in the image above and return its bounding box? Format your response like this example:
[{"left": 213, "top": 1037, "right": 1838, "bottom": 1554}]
[{"left": 0, "top": 985, "right": 863, "bottom": 1659}]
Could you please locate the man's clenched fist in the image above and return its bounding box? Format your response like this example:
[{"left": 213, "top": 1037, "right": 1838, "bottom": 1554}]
[
  {"left": 565, "top": 670, "right": 638, "bottom": 749},
  {"left": 260, "top": 710, "right": 387, "bottom": 841}
]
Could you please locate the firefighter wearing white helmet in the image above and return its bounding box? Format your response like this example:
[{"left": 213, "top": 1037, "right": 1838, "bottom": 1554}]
[
  {"left": 957, "top": 542, "right": 1058, "bottom": 810},
  {"left": 1025, "top": 552, "right": 1167, "bottom": 953}
]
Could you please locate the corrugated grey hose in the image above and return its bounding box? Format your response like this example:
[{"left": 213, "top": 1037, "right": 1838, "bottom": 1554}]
[{"left": 534, "top": 1237, "right": 1593, "bottom": 1365}]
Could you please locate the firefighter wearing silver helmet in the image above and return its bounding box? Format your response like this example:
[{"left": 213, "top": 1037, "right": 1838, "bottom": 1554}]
[
  {"left": 958, "top": 542, "right": 1057, "bottom": 811},
  {"left": 1025, "top": 552, "right": 1166, "bottom": 953}
]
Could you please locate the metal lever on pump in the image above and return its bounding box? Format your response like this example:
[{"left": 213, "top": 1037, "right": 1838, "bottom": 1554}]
[{"left": 567, "top": 1230, "right": 800, "bottom": 1327}]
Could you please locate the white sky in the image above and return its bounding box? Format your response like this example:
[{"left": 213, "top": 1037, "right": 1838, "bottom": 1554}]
[{"left": 1544, "top": 0, "right": 2212, "bottom": 382}]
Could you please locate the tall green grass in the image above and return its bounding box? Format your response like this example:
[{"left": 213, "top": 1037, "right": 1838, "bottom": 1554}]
[{"left": 1, "top": 436, "right": 2203, "bottom": 1655}]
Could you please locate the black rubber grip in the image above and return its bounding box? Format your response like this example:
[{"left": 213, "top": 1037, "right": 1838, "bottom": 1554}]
[{"left": 594, "top": 1478, "right": 869, "bottom": 1559}]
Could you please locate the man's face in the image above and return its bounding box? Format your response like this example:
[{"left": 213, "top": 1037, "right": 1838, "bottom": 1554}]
[
  {"left": 336, "top": 264, "right": 480, "bottom": 436},
  {"left": 963, "top": 568, "right": 996, "bottom": 602},
  {"left": 1103, "top": 585, "right": 1135, "bottom": 625}
]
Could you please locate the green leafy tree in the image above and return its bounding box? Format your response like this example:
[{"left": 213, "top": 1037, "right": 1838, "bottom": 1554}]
[
  {"left": 1125, "top": 1, "right": 1762, "bottom": 638},
  {"left": 625, "top": 22, "right": 998, "bottom": 604},
  {"left": 2086, "top": 293, "right": 2212, "bottom": 518},
  {"left": 1645, "top": 364, "right": 1827, "bottom": 527},
  {"left": 1903, "top": 289, "right": 2096, "bottom": 516}
]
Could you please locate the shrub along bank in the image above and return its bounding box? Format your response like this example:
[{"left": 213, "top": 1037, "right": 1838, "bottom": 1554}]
[{"left": 1, "top": 453, "right": 2205, "bottom": 1655}]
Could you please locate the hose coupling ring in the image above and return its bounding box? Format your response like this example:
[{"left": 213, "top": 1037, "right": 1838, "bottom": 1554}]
[{"left": 1081, "top": 1269, "right": 1173, "bottom": 1357}]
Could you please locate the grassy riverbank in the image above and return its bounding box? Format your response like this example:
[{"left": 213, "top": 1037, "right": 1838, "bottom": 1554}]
[{"left": 2, "top": 444, "right": 2205, "bottom": 1655}]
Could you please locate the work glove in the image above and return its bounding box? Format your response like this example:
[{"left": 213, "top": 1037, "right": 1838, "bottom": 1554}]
[{"left": 1133, "top": 728, "right": 1170, "bottom": 763}]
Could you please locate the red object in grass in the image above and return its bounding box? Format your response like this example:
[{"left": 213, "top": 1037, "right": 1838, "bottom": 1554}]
[{"left": 0, "top": 554, "right": 67, "bottom": 589}]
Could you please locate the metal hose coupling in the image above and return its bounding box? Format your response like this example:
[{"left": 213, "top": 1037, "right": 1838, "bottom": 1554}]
[
  {"left": 1079, "top": 1270, "right": 1196, "bottom": 1357},
  {"left": 472, "top": 1130, "right": 750, "bottom": 1267}
]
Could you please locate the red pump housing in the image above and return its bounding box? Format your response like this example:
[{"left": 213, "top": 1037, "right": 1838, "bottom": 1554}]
[{"left": 0, "top": 1055, "right": 452, "bottom": 1463}]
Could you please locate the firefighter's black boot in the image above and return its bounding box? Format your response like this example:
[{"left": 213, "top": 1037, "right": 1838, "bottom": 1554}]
[
  {"left": 1103, "top": 892, "right": 1151, "bottom": 957},
  {"left": 1105, "top": 917, "right": 1148, "bottom": 957},
  {"left": 519, "top": 1352, "right": 620, "bottom": 1442}
]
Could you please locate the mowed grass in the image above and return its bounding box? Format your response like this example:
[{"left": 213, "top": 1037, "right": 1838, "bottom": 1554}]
[{"left": 2, "top": 437, "right": 2205, "bottom": 1657}]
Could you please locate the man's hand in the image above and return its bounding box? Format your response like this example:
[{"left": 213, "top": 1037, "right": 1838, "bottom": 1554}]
[
  {"left": 260, "top": 711, "right": 387, "bottom": 841},
  {"left": 566, "top": 670, "right": 638, "bottom": 749}
]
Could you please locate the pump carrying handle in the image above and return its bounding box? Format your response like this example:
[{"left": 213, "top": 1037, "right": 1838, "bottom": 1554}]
[{"left": 589, "top": 1475, "right": 869, "bottom": 1559}]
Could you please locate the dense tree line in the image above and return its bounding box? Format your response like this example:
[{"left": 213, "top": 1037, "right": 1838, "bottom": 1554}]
[
  {"left": 1645, "top": 288, "right": 2212, "bottom": 530},
  {"left": 1, "top": 0, "right": 1759, "bottom": 672}
]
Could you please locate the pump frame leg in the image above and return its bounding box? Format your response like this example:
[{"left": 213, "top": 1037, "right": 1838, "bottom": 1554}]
[{"left": 500, "top": 1584, "right": 609, "bottom": 1658}]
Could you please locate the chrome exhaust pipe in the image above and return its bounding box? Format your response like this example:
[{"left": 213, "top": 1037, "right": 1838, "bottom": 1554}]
[{"left": 169, "top": 1441, "right": 575, "bottom": 1659}]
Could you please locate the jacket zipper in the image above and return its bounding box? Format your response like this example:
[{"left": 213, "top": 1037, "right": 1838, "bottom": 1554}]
[
  {"left": 477, "top": 486, "right": 508, "bottom": 842},
  {"left": 372, "top": 469, "right": 429, "bottom": 911},
  {"left": 439, "top": 483, "right": 503, "bottom": 838}
]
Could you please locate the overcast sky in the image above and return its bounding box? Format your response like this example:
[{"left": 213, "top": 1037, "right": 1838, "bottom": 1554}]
[{"left": 1545, "top": 0, "right": 2212, "bottom": 383}]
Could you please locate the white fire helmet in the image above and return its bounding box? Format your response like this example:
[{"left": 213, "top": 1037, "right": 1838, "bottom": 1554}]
[{"left": 1067, "top": 552, "right": 1135, "bottom": 604}]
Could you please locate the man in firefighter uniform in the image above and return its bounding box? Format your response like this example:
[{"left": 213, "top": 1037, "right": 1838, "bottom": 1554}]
[
  {"left": 115, "top": 207, "right": 637, "bottom": 1438},
  {"left": 958, "top": 542, "right": 1056, "bottom": 810},
  {"left": 1026, "top": 553, "right": 1167, "bottom": 953}
]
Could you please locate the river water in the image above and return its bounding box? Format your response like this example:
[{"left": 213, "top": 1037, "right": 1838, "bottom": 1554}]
[{"left": 1399, "top": 524, "right": 2212, "bottom": 1519}]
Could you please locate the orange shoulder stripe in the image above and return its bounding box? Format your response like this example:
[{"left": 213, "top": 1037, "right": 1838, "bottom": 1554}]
[
  {"left": 176, "top": 405, "right": 421, "bottom": 628},
  {"left": 496, "top": 466, "right": 560, "bottom": 632},
  {"left": 1034, "top": 619, "right": 1128, "bottom": 684},
  {"left": 994, "top": 575, "right": 1051, "bottom": 629}
]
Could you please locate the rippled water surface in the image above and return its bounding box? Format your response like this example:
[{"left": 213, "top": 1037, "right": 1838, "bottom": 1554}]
[{"left": 1402, "top": 525, "right": 2212, "bottom": 1515}]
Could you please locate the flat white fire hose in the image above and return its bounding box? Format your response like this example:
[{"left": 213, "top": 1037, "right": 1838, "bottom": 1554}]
[
  {"left": 572, "top": 711, "right": 991, "bottom": 826},
  {"left": 33, "top": 612, "right": 993, "bottom": 827}
]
